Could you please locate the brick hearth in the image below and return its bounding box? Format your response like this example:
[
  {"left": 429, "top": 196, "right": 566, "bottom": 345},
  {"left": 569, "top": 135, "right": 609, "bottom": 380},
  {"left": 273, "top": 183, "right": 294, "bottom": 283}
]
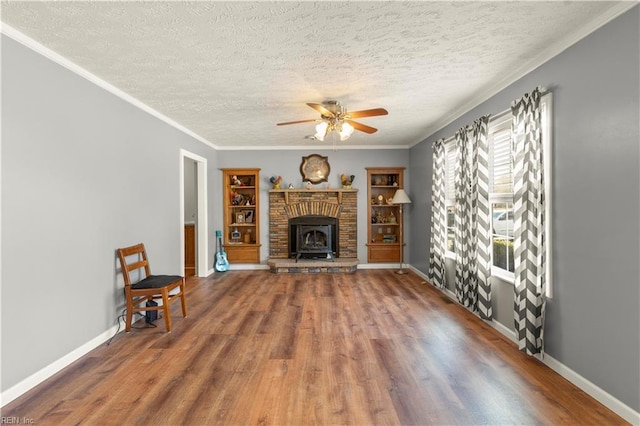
[
  {"left": 267, "top": 257, "right": 358, "bottom": 274},
  {"left": 268, "top": 189, "right": 358, "bottom": 264}
]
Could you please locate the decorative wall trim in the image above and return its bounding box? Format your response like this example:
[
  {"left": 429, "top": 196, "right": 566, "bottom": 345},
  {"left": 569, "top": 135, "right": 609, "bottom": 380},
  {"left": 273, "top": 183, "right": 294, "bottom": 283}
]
[
  {"left": 179, "top": 149, "right": 209, "bottom": 277},
  {"left": 0, "top": 319, "right": 125, "bottom": 407},
  {"left": 216, "top": 144, "right": 409, "bottom": 151},
  {"left": 227, "top": 264, "right": 270, "bottom": 271},
  {"left": 0, "top": 24, "right": 407, "bottom": 152},
  {"left": 408, "top": 265, "right": 640, "bottom": 425},
  {"left": 0, "top": 23, "right": 216, "bottom": 150},
  {"left": 357, "top": 262, "right": 399, "bottom": 270},
  {"left": 5, "top": 264, "right": 639, "bottom": 425},
  {"left": 541, "top": 354, "right": 640, "bottom": 425},
  {"left": 488, "top": 317, "right": 517, "bottom": 342},
  {"left": 414, "top": 2, "right": 638, "bottom": 146}
]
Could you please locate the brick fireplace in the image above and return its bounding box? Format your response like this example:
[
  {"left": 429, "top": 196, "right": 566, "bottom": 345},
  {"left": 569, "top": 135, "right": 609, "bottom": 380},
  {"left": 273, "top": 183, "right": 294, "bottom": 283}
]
[{"left": 268, "top": 189, "right": 358, "bottom": 272}]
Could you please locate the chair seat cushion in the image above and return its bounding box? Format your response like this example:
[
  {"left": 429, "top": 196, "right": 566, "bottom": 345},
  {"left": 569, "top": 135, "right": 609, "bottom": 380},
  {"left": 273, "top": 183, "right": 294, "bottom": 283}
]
[{"left": 132, "top": 274, "right": 182, "bottom": 290}]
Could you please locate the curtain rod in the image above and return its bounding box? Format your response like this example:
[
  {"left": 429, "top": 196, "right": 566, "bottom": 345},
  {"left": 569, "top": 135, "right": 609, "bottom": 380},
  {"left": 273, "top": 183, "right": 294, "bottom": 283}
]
[
  {"left": 489, "top": 86, "right": 551, "bottom": 123},
  {"left": 433, "top": 87, "right": 551, "bottom": 146}
]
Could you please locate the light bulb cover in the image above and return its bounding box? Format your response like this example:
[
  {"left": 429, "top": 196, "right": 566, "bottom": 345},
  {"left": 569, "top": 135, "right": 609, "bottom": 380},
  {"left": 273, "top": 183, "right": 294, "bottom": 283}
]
[
  {"left": 314, "top": 121, "right": 329, "bottom": 141},
  {"left": 339, "top": 122, "right": 354, "bottom": 141}
]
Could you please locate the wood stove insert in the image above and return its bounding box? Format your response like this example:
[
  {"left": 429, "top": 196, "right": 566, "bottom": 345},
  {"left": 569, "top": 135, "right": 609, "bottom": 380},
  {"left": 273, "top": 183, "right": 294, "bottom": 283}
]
[{"left": 289, "top": 216, "right": 338, "bottom": 261}]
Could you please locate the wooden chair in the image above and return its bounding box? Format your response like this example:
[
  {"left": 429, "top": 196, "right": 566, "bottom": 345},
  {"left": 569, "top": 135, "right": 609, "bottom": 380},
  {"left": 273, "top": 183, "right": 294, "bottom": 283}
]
[{"left": 117, "top": 243, "right": 187, "bottom": 332}]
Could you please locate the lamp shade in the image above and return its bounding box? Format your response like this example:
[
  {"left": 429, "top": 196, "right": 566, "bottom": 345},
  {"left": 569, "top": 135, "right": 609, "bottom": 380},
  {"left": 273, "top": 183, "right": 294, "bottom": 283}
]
[{"left": 391, "top": 189, "right": 412, "bottom": 204}]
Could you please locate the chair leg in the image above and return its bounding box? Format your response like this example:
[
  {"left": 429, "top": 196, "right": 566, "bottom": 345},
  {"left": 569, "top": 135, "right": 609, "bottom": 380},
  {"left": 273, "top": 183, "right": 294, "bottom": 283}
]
[
  {"left": 180, "top": 280, "right": 187, "bottom": 318},
  {"left": 125, "top": 296, "right": 134, "bottom": 332},
  {"left": 162, "top": 290, "right": 172, "bottom": 332}
]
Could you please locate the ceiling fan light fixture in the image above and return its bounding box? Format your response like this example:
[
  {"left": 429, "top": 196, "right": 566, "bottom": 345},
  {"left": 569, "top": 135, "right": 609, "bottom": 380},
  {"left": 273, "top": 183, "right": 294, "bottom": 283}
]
[
  {"left": 339, "top": 122, "right": 354, "bottom": 141},
  {"left": 315, "top": 121, "right": 329, "bottom": 141},
  {"left": 278, "top": 100, "right": 387, "bottom": 142}
]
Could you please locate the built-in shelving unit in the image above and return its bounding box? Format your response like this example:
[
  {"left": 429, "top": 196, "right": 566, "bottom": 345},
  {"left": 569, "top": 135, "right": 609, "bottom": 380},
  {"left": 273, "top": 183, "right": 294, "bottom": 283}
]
[
  {"left": 221, "top": 168, "right": 261, "bottom": 263},
  {"left": 366, "top": 167, "right": 405, "bottom": 263}
]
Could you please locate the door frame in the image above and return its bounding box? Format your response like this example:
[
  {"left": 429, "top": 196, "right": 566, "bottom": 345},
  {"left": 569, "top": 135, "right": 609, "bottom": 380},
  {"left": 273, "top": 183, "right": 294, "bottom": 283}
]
[{"left": 180, "top": 149, "right": 208, "bottom": 277}]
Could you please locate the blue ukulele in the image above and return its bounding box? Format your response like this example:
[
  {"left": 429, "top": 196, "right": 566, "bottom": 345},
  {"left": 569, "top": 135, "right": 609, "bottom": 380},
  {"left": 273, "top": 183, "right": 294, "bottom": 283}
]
[{"left": 215, "top": 230, "right": 229, "bottom": 272}]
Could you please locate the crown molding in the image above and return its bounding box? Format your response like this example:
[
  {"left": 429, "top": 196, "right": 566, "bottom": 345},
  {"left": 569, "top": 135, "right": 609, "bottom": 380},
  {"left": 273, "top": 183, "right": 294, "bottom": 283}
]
[
  {"left": 214, "top": 144, "right": 410, "bottom": 151},
  {"left": 1, "top": 23, "right": 218, "bottom": 150},
  {"left": 412, "top": 2, "right": 638, "bottom": 146}
]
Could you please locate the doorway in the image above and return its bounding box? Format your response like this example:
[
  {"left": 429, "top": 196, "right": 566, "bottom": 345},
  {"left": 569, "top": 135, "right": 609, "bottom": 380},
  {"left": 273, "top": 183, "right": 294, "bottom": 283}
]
[{"left": 180, "top": 150, "right": 208, "bottom": 277}]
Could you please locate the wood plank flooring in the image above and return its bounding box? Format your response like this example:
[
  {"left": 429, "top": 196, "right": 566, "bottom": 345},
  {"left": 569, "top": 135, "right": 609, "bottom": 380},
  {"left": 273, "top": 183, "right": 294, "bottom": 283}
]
[{"left": 2, "top": 270, "right": 628, "bottom": 425}]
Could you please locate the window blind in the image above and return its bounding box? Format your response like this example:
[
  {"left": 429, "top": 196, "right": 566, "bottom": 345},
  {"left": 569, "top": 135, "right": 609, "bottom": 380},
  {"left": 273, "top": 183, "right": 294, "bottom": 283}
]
[
  {"left": 445, "top": 144, "right": 456, "bottom": 201},
  {"left": 489, "top": 116, "right": 512, "bottom": 194}
]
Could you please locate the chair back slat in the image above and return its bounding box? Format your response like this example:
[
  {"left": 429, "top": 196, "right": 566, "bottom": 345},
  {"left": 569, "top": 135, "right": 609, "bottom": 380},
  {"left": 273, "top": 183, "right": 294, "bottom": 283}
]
[
  {"left": 117, "top": 243, "right": 151, "bottom": 286},
  {"left": 125, "top": 259, "right": 148, "bottom": 272}
]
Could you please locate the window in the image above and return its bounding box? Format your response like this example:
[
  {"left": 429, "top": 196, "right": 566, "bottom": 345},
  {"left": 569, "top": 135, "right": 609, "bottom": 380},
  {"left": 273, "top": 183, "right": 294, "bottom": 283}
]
[
  {"left": 491, "top": 203, "right": 514, "bottom": 273},
  {"left": 488, "top": 114, "right": 515, "bottom": 281},
  {"left": 444, "top": 139, "right": 456, "bottom": 256},
  {"left": 541, "top": 93, "right": 553, "bottom": 298},
  {"left": 487, "top": 92, "right": 553, "bottom": 296},
  {"left": 440, "top": 92, "right": 552, "bottom": 296}
]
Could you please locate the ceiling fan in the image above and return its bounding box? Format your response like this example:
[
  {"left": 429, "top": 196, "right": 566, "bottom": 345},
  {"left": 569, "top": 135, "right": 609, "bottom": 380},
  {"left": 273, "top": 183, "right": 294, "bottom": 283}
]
[{"left": 276, "top": 100, "right": 388, "bottom": 141}]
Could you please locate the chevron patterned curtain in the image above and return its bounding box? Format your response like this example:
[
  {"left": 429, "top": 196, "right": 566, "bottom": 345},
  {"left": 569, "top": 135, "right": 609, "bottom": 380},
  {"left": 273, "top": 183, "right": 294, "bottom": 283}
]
[
  {"left": 428, "top": 138, "right": 447, "bottom": 288},
  {"left": 454, "top": 127, "right": 477, "bottom": 308},
  {"left": 474, "top": 118, "right": 492, "bottom": 320},
  {"left": 512, "top": 88, "right": 546, "bottom": 355},
  {"left": 453, "top": 118, "right": 492, "bottom": 319}
]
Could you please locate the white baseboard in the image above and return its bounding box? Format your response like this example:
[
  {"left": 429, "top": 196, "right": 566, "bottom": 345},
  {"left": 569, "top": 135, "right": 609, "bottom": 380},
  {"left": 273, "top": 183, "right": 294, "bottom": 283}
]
[
  {"left": 4, "top": 268, "right": 639, "bottom": 424},
  {"left": 541, "top": 354, "right": 640, "bottom": 425},
  {"left": 228, "top": 264, "right": 269, "bottom": 271},
  {"left": 408, "top": 265, "right": 639, "bottom": 424},
  {"left": 209, "top": 264, "right": 268, "bottom": 273},
  {"left": 1, "top": 318, "right": 126, "bottom": 407},
  {"left": 358, "top": 262, "right": 404, "bottom": 270},
  {"left": 487, "top": 316, "right": 518, "bottom": 343}
]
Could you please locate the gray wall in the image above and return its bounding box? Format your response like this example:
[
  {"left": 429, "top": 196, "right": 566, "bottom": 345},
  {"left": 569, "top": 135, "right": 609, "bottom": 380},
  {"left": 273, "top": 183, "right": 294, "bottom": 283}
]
[
  {"left": 2, "top": 5, "right": 638, "bottom": 414},
  {"left": 217, "top": 149, "right": 410, "bottom": 263},
  {"left": 408, "top": 7, "right": 639, "bottom": 411},
  {"left": 1, "top": 35, "right": 219, "bottom": 392}
]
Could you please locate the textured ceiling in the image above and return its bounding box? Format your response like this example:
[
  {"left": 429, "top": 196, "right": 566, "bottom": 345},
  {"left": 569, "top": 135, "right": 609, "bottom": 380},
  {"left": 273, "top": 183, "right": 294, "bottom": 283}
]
[{"left": 0, "top": 1, "right": 633, "bottom": 149}]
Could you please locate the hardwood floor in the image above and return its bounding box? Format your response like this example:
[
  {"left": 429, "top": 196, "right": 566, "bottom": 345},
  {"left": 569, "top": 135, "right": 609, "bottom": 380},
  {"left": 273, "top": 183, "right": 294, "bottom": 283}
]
[{"left": 2, "top": 270, "right": 628, "bottom": 425}]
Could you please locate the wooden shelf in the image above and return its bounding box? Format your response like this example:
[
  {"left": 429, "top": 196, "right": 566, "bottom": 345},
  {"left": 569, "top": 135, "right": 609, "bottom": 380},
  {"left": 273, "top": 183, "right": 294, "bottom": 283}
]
[
  {"left": 269, "top": 188, "right": 357, "bottom": 204},
  {"left": 366, "top": 167, "right": 405, "bottom": 263},
  {"left": 221, "top": 168, "right": 261, "bottom": 263}
]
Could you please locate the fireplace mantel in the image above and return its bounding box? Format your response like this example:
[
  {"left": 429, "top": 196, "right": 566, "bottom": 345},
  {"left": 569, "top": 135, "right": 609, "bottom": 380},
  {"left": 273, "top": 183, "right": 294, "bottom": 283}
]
[{"left": 269, "top": 188, "right": 358, "bottom": 204}]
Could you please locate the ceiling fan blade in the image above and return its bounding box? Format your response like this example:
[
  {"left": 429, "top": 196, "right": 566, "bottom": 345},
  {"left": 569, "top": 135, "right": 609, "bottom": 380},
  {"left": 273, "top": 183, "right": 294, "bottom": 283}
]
[
  {"left": 347, "top": 108, "right": 389, "bottom": 119},
  {"left": 276, "top": 119, "right": 320, "bottom": 126},
  {"left": 346, "top": 120, "right": 378, "bottom": 134},
  {"left": 307, "top": 103, "right": 335, "bottom": 117}
]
